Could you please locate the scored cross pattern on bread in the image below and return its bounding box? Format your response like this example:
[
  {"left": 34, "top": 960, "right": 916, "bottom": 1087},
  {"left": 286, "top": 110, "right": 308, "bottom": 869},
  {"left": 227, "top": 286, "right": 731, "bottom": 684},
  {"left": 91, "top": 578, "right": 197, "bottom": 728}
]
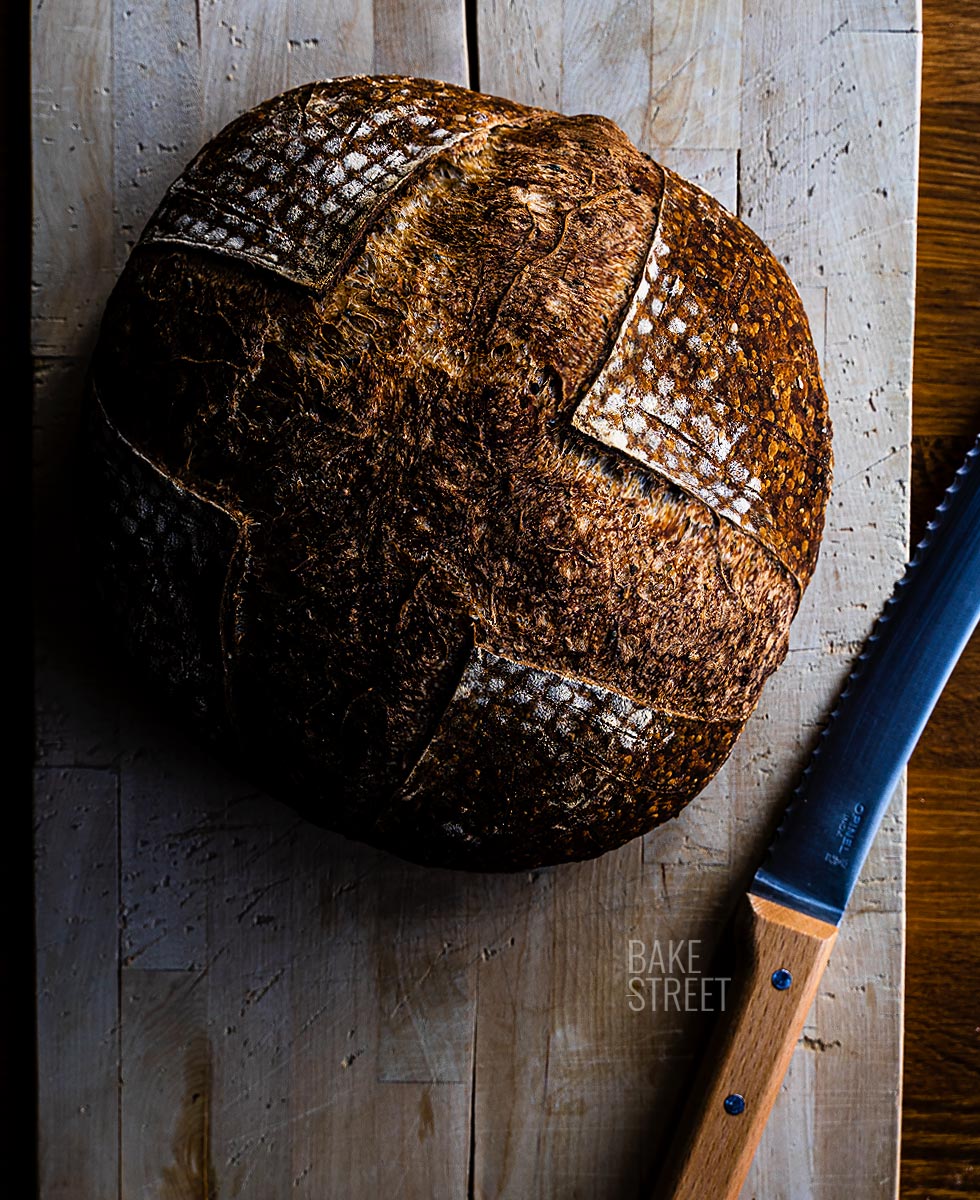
[{"left": 86, "top": 76, "right": 831, "bottom": 870}]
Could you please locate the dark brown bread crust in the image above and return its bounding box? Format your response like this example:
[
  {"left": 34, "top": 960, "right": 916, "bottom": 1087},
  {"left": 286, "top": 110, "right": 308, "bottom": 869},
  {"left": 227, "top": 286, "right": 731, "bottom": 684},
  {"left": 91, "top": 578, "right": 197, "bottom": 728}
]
[{"left": 87, "top": 76, "right": 831, "bottom": 871}]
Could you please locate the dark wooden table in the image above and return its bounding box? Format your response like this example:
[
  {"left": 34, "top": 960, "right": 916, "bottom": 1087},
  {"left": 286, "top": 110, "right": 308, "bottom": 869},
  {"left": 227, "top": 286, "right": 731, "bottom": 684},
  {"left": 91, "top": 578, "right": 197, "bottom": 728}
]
[{"left": 903, "top": 3, "right": 980, "bottom": 1195}]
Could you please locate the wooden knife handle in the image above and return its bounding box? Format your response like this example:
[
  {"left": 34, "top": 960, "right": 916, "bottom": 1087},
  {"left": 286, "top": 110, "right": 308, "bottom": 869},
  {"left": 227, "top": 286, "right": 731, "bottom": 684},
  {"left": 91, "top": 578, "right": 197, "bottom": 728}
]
[{"left": 655, "top": 893, "right": 839, "bottom": 1200}]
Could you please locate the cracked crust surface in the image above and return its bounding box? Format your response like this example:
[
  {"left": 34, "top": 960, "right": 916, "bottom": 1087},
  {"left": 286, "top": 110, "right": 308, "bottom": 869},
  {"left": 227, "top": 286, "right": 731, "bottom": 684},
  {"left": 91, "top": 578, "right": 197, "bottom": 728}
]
[{"left": 88, "top": 76, "right": 831, "bottom": 870}]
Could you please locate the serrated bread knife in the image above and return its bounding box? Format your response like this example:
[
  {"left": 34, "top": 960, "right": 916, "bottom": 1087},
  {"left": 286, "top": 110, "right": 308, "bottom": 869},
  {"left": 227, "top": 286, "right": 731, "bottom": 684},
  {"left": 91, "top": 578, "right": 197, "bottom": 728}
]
[{"left": 655, "top": 437, "right": 980, "bottom": 1200}]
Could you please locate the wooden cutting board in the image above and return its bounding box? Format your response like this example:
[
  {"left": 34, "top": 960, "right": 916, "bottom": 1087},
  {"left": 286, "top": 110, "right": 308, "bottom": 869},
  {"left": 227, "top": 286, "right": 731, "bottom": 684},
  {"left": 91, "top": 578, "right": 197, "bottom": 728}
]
[{"left": 33, "top": 2, "right": 919, "bottom": 1196}]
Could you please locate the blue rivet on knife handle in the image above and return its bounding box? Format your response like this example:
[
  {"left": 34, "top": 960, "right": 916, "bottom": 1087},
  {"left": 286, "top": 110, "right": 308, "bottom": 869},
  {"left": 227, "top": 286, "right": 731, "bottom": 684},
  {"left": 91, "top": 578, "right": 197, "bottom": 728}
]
[
  {"left": 771, "top": 968, "right": 792, "bottom": 990},
  {"left": 723, "top": 1093, "right": 745, "bottom": 1115}
]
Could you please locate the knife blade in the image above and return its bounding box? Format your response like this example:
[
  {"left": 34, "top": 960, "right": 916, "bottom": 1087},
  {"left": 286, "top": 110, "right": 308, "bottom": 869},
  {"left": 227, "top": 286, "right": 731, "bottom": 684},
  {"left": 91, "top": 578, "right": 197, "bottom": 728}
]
[
  {"left": 655, "top": 436, "right": 980, "bottom": 1200},
  {"left": 753, "top": 436, "right": 980, "bottom": 925}
]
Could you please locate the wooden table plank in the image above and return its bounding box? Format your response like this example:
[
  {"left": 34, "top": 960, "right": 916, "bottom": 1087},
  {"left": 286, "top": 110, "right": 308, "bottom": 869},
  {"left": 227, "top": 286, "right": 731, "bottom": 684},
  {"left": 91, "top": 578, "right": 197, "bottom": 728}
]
[
  {"left": 31, "top": 0, "right": 114, "bottom": 357},
  {"left": 198, "top": 2, "right": 291, "bottom": 138},
  {"left": 113, "top": 0, "right": 203, "bottom": 268},
  {"left": 35, "top": 769, "right": 120, "bottom": 1200},
  {"left": 120, "top": 969, "right": 212, "bottom": 1200},
  {"left": 710, "top": 6, "right": 916, "bottom": 1194},
  {"left": 286, "top": 1, "right": 374, "bottom": 89},
  {"left": 477, "top": 0, "right": 561, "bottom": 109},
  {"left": 373, "top": 0, "right": 469, "bottom": 85},
  {"left": 32, "top": 4, "right": 920, "bottom": 1197},
  {"left": 902, "top": 2, "right": 980, "bottom": 1194}
]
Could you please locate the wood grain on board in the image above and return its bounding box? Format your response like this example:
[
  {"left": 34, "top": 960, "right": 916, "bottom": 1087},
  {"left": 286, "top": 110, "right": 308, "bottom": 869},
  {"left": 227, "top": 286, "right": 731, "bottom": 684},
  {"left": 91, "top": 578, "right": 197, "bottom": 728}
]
[{"left": 33, "top": 2, "right": 920, "bottom": 1197}]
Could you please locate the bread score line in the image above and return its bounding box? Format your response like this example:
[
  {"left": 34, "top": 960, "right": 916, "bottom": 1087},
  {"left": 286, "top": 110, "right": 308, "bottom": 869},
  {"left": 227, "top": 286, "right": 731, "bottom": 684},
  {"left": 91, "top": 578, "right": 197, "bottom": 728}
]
[{"left": 86, "top": 76, "right": 832, "bottom": 870}]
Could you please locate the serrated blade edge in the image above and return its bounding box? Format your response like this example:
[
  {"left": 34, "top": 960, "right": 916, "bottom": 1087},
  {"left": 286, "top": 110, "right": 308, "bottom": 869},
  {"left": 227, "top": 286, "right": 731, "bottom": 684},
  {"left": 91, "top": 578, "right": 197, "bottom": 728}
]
[{"left": 752, "top": 437, "right": 980, "bottom": 925}]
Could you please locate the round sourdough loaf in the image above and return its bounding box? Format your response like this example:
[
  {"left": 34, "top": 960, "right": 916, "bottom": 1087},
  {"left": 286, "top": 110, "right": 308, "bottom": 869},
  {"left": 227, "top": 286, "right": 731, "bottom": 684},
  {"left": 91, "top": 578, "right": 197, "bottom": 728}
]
[{"left": 86, "top": 76, "right": 832, "bottom": 870}]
